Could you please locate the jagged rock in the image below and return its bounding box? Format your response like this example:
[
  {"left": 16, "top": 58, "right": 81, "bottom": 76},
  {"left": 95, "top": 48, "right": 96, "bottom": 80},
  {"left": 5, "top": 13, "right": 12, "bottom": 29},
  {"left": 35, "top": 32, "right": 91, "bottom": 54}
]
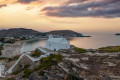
[
  {"left": 29, "top": 72, "right": 40, "bottom": 80},
  {"left": 103, "top": 75, "right": 112, "bottom": 80},
  {"left": 64, "top": 75, "right": 69, "bottom": 80}
]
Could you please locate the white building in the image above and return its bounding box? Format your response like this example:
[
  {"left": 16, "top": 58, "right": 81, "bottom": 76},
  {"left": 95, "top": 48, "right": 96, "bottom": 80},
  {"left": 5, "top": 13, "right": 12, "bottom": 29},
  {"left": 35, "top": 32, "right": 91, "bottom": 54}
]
[
  {"left": 45, "top": 34, "right": 70, "bottom": 51},
  {"left": 0, "top": 63, "right": 5, "bottom": 77}
]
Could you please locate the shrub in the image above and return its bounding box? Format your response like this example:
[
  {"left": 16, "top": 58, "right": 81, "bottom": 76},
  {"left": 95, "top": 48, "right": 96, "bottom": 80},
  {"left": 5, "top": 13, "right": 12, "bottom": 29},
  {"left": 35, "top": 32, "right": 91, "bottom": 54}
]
[
  {"left": 22, "top": 69, "right": 33, "bottom": 78},
  {"left": 0, "top": 44, "right": 4, "bottom": 56},
  {"left": 0, "top": 44, "right": 4, "bottom": 50},
  {"left": 8, "top": 55, "right": 20, "bottom": 62},
  {"left": 33, "top": 54, "right": 63, "bottom": 75},
  {"left": 39, "top": 70, "right": 45, "bottom": 76},
  {"left": 7, "top": 77, "right": 15, "bottom": 80},
  {"left": 0, "top": 57, "right": 8, "bottom": 60},
  {"left": 99, "top": 46, "right": 120, "bottom": 53},
  {"left": 12, "top": 64, "right": 30, "bottom": 75},
  {"left": 21, "top": 54, "right": 63, "bottom": 77},
  {"left": 12, "top": 70, "right": 19, "bottom": 75},
  {"left": 90, "top": 51, "right": 96, "bottom": 53},
  {"left": 12, "top": 55, "right": 20, "bottom": 60},
  {"left": 31, "top": 49, "right": 43, "bottom": 57},
  {"left": 74, "top": 48, "right": 86, "bottom": 53},
  {"left": 68, "top": 73, "right": 84, "bottom": 80},
  {"left": 0, "top": 51, "right": 2, "bottom": 56},
  {"left": 5, "top": 39, "right": 15, "bottom": 43},
  {"left": 40, "top": 54, "right": 63, "bottom": 65},
  {"left": 24, "top": 64, "right": 30, "bottom": 69}
]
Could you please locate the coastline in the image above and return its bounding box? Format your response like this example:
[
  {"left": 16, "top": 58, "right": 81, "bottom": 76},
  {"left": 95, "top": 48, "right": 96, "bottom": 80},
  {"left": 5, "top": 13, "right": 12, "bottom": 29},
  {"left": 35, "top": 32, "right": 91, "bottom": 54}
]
[
  {"left": 0, "top": 40, "right": 27, "bottom": 58},
  {"left": 0, "top": 38, "right": 48, "bottom": 58}
]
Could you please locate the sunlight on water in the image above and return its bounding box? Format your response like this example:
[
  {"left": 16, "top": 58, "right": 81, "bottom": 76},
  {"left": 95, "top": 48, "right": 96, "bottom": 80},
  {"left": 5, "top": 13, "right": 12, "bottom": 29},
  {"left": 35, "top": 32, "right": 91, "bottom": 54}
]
[{"left": 21, "top": 34, "right": 120, "bottom": 52}]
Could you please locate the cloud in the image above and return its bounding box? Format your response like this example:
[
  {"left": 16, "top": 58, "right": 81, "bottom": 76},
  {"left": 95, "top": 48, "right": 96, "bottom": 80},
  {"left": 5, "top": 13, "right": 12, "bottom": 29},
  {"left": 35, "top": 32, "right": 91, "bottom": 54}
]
[
  {"left": 64, "top": 0, "right": 87, "bottom": 4},
  {"left": 42, "top": 0, "right": 120, "bottom": 18},
  {"left": 17, "top": 0, "right": 38, "bottom": 4},
  {"left": 0, "top": 0, "right": 40, "bottom": 5},
  {"left": 26, "top": 6, "right": 35, "bottom": 10},
  {"left": 0, "top": 0, "right": 17, "bottom": 5},
  {"left": 0, "top": 4, "right": 7, "bottom": 8}
]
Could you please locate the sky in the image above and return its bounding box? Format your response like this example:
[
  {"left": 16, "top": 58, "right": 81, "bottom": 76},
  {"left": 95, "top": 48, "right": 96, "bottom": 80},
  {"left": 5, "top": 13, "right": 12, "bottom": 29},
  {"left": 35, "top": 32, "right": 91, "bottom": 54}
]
[{"left": 0, "top": 0, "right": 120, "bottom": 34}]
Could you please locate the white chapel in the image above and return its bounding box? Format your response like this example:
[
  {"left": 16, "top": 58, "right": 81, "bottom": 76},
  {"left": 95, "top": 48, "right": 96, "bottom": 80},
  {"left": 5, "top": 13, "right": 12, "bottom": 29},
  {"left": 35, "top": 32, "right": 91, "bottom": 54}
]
[{"left": 45, "top": 34, "right": 70, "bottom": 51}]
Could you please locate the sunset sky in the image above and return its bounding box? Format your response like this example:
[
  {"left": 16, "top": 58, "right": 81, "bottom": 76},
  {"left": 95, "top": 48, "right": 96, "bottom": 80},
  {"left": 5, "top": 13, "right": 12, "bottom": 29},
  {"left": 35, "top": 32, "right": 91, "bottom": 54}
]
[{"left": 0, "top": 0, "right": 120, "bottom": 33}]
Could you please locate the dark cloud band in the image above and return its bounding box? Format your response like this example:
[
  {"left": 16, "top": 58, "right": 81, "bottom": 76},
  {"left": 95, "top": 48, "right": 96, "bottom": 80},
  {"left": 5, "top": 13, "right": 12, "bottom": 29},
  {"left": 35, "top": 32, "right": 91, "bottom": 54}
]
[
  {"left": 0, "top": 4, "right": 7, "bottom": 8},
  {"left": 42, "top": 0, "right": 120, "bottom": 18},
  {"left": 17, "top": 0, "right": 38, "bottom": 4}
]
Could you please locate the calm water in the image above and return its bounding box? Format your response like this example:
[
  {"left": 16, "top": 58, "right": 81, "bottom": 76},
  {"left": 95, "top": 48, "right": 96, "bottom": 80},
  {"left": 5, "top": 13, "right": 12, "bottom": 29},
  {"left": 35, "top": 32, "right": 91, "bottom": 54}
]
[{"left": 21, "top": 34, "right": 120, "bottom": 52}]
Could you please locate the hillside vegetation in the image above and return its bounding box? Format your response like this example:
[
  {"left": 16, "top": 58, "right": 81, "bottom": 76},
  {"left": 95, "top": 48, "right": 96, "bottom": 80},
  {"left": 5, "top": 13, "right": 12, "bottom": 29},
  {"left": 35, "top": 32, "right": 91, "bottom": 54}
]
[
  {"left": 0, "top": 28, "right": 40, "bottom": 38},
  {"left": 74, "top": 47, "right": 86, "bottom": 53},
  {"left": 46, "top": 30, "right": 83, "bottom": 37},
  {"left": 0, "top": 44, "right": 4, "bottom": 56},
  {"left": 99, "top": 46, "right": 120, "bottom": 53},
  {"left": 10, "top": 54, "right": 63, "bottom": 78}
]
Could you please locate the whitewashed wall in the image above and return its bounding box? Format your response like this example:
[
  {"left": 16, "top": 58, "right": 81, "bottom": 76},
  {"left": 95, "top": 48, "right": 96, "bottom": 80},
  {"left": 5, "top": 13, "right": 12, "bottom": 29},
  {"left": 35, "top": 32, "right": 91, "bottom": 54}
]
[{"left": 46, "top": 41, "right": 70, "bottom": 51}]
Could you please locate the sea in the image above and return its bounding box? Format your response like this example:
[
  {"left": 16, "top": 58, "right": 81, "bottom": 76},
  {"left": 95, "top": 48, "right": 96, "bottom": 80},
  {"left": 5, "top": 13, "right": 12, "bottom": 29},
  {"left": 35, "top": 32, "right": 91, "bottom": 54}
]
[{"left": 21, "top": 34, "right": 120, "bottom": 52}]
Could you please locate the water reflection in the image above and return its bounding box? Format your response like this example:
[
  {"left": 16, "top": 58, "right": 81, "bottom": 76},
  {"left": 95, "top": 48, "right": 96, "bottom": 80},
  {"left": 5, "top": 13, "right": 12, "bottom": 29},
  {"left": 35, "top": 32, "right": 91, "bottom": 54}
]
[{"left": 21, "top": 35, "right": 120, "bottom": 52}]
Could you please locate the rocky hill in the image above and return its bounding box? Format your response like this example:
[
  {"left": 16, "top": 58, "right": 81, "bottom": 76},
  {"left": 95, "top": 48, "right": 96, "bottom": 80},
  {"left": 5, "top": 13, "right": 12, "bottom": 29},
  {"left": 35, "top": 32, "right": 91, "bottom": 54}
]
[
  {"left": 2, "top": 48, "right": 120, "bottom": 80},
  {"left": 0, "top": 29, "right": 85, "bottom": 38},
  {"left": 0, "top": 28, "right": 41, "bottom": 38},
  {"left": 46, "top": 30, "right": 83, "bottom": 37},
  {"left": 1, "top": 45, "right": 120, "bottom": 80},
  {"left": 115, "top": 33, "right": 120, "bottom": 35}
]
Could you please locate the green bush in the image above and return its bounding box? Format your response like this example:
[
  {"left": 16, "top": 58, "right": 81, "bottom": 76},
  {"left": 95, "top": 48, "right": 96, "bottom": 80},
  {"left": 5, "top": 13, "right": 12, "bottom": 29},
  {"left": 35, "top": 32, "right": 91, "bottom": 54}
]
[
  {"left": 0, "top": 51, "right": 2, "bottom": 56},
  {"left": 12, "top": 70, "right": 19, "bottom": 75},
  {"left": 24, "top": 64, "right": 30, "bottom": 69},
  {"left": 99, "top": 46, "right": 120, "bottom": 53},
  {"left": 8, "top": 55, "right": 20, "bottom": 62},
  {"left": 22, "top": 54, "right": 63, "bottom": 77},
  {"left": 0, "top": 44, "right": 4, "bottom": 50},
  {"left": 40, "top": 54, "right": 63, "bottom": 66},
  {"left": 6, "top": 39, "right": 15, "bottom": 43},
  {"left": 33, "top": 65, "right": 41, "bottom": 71},
  {"left": 7, "top": 77, "right": 15, "bottom": 80},
  {"left": 31, "top": 49, "right": 42, "bottom": 57},
  {"left": 22, "top": 69, "right": 33, "bottom": 78},
  {"left": 0, "top": 44, "right": 4, "bottom": 56},
  {"left": 12, "top": 55, "right": 20, "bottom": 60},
  {"left": 12, "top": 64, "right": 30, "bottom": 75},
  {"left": 0, "top": 57, "right": 8, "bottom": 60},
  {"left": 68, "top": 73, "right": 83, "bottom": 80},
  {"left": 33, "top": 54, "right": 63, "bottom": 75},
  {"left": 39, "top": 70, "right": 45, "bottom": 76},
  {"left": 90, "top": 51, "right": 96, "bottom": 53},
  {"left": 74, "top": 48, "right": 86, "bottom": 53}
]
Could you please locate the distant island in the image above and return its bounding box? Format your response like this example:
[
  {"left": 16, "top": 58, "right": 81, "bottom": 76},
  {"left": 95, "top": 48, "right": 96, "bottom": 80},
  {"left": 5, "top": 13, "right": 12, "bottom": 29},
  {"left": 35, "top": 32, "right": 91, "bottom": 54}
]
[
  {"left": 0, "top": 28, "right": 41, "bottom": 38},
  {"left": 0, "top": 28, "right": 91, "bottom": 43},
  {"left": 46, "top": 30, "right": 91, "bottom": 37},
  {"left": 115, "top": 33, "right": 120, "bottom": 36}
]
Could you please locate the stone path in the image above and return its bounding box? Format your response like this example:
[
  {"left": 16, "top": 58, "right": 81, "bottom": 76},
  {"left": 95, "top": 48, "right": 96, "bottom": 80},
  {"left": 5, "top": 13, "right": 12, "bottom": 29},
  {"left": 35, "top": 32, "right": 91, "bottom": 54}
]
[
  {"left": 0, "top": 47, "right": 52, "bottom": 77},
  {"left": 0, "top": 63, "right": 5, "bottom": 78}
]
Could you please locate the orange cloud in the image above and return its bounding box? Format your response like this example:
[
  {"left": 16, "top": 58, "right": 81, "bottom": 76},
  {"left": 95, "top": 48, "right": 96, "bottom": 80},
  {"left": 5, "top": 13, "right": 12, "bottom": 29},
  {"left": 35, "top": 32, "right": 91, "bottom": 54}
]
[
  {"left": 26, "top": 6, "right": 35, "bottom": 10},
  {"left": 0, "top": 0, "right": 17, "bottom": 5}
]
